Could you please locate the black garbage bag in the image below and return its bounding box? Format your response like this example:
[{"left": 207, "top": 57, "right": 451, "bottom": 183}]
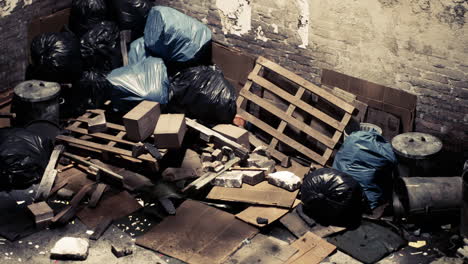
[
  {"left": 168, "top": 65, "right": 236, "bottom": 124},
  {"left": 30, "top": 32, "right": 82, "bottom": 83},
  {"left": 69, "top": 0, "right": 109, "bottom": 36},
  {"left": 0, "top": 128, "right": 53, "bottom": 191},
  {"left": 63, "top": 71, "right": 112, "bottom": 117},
  {"left": 109, "top": 0, "right": 151, "bottom": 40},
  {"left": 301, "top": 168, "right": 363, "bottom": 227},
  {"left": 80, "top": 21, "right": 122, "bottom": 72}
]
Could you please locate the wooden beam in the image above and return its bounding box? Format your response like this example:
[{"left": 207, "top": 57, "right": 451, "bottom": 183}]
[{"left": 35, "top": 145, "right": 65, "bottom": 201}]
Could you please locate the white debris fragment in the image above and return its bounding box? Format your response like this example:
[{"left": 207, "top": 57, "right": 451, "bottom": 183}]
[
  {"left": 16, "top": 200, "right": 25, "bottom": 205},
  {"left": 28, "top": 242, "right": 32, "bottom": 245},
  {"left": 50, "top": 237, "right": 89, "bottom": 261},
  {"left": 267, "top": 171, "right": 302, "bottom": 191},
  {"left": 39, "top": 251, "right": 45, "bottom": 255},
  {"left": 212, "top": 171, "right": 243, "bottom": 188},
  {"left": 34, "top": 245, "right": 39, "bottom": 249},
  {"left": 86, "top": 230, "right": 94, "bottom": 235}
]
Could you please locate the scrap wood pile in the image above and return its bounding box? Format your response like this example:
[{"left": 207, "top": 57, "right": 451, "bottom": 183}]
[{"left": 0, "top": 1, "right": 466, "bottom": 263}]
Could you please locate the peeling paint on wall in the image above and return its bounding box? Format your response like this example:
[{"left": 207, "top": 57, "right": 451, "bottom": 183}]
[
  {"left": 0, "top": 0, "right": 21, "bottom": 17},
  {"left": 255, "top": 26, "right": 268, "bottom": 42},
  {"left": 295, "top": 0, "right": 309, "bottom": 48},
  {"left": 215, "top": 0, "right": 252, "bottom": 36}
]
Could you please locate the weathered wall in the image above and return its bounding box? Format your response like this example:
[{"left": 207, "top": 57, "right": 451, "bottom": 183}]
[
  {"left": 1, "top": 0, "right": 467, "bottom": 151},
  {"left": 158, "top": 0, "right": 468, "bottom": 151},
  {"left": 0, "top": 0, "right": 71, "bottom": 93}
]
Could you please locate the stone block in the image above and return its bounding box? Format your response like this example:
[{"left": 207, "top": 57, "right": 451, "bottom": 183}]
[
  {"left": 212, "top": 171, "right": 243, "bottom": 188},
  {"left": 154, "top": 114, "right": 186, "bottom": 149},
  {"left": 267, "top": 171, "right": 302, "bottom": 191},
  {"left": 50, "top": 237, "right": 89, "bottom": 261},
  {"left": 242, "top": 170, "right": 265, "bottom": 186},
  {"left": 212, "top": 124, "right": 249, "bottom": 148},
  {"left": 123, "top": 101, "right": 161, "bottom": 142}
]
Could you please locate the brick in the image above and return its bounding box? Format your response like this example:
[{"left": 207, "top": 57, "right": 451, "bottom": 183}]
[
  {"left": 27, "top": 201, "right": 54, "bottom": 228},
  {"left": 212, "top": 124, "right": 249, "bottom": 148},
  {"left": 212, "top": 171, "right": 243, "bottom": 188},
  {"left": 154, "top": 114, "right": 186, "bottom": 149},
  {"left": 123, "top": 101, "right": 161, "bottom": 142}
]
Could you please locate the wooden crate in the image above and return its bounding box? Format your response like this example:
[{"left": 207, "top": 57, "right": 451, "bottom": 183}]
[
  {"left": 57, "top": 110, "right": 167, "bottom": 170},
  {"left": 237, "top": 57, "right": 355, "bottom": 166}
]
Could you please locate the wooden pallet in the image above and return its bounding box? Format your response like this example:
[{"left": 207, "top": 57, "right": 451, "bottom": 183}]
[
  {"left": 57, "top": 110, "right": 166, "bottom": 170},
  {"left": 237, "top": 57, "right": 355, "bottom": 166}
]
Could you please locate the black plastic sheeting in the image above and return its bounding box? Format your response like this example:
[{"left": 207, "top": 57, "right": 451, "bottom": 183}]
[
  {"left": 80, "top": 21, "right": 122, "bottom": 72},
  {"left": 30, "top": 32, "right": 82, "bottom": 83},
  {"left": 69, "top": 0, "right": 109, "bottom": 36},
  {"left": 0, "top": 128, "right": 53, "bottom": 191},
  {"left": 168, "top": 65, "right": 237, "bottom": 124},
  {"left": 300, "top": 168, "right": 363, "bottom": 227},
  {"left": 109, "top": 0, "right": 152, "bottom": 40}
]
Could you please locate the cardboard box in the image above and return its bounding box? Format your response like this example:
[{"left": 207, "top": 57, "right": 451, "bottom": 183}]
[{"left": 154, "top": 114, "right": 186, "bottom": 149}]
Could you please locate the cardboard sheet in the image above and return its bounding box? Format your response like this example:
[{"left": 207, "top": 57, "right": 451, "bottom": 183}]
[
  {"left": 207, "top": 181, "right": 298, "bottom": 208},
  {"left": 225, "top": 234, "right": 298, "bottom": 264},
  {"left": 77, "top": 191, "right": 141, "bottom": 229},
  {"left": 286, "top": 232, "right": 336, "bottom": 264},
  {"left": 236, "top": 200, "right": 301, "bottom": 227},
  {"left": 136, "top": 200, "right": 258, "bottom": 264},
  {"left": 280, "top": 208, "right": 345, "bottom": 238}
]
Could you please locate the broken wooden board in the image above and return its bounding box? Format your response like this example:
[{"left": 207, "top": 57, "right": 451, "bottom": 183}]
[
  {"left": 35, "top": 144, "right": 65, "bottom": 201},
  {"left": 88, "top": 183, "right": 108, "bottom": 208},
  {"left": 136, "top": 200, "right": 257, "bottom": 264},
  {"left": 286, "top": 232, "right": 336, "bottom": 264},
  {"left": 237, "top": 57, "right": 355, "bottom": 166},
  {"left": 236, "top": 200, "right": 301, "bottom": 227},
  {"left": 225, "top": 234, "right": 298, "bottom": 264},
  {"left": 77, "top": 191, "right": 142, "bottom": 229},
  {"left": 207, "top": 181, "right": 298, "bottom": 208}
]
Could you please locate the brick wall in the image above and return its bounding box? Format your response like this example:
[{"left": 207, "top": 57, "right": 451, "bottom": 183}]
[
  {"left": 0, "top": 0, "right": 71, "bottom": 93},
  {"left": 157, "top": 0, "right": 468, "bottom": 152},
  {"left": 1, "top": 0, "right": 467, "bottom": 152}
]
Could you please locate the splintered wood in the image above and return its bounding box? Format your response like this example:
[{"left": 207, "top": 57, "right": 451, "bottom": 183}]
[
  {"left": 58, "top": 110, "right": 167, "bottom": 170},
  {"left": 237, "top": 57, "right": 355, "bottom": 165}
]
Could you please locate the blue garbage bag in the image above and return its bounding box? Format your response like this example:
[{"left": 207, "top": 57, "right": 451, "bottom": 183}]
[
  {"left": 128, "top": 37, "right": 148, "bottom": 65},
  {"left": 106, "top": 56, "right": 169, "bottom": 112},
  {"left": 333, "top": 131, "right": 397, "bottom": 209},
  {"left": 144, "top": 6, "right": 211, "bottom": 63}
]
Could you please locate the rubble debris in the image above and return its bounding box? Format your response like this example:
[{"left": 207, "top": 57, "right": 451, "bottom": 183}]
[
  {"left": 35, "top": 144, "right": 65, "bottom": 201},
  {"left": 111, "top": 244, "right": 133, "bottom": 258},
  {"left": 256, "top": 217, "right": 268, "bottom": 225},
  {"left": 162, "top": 168, "right": 197, "bottom": 182},
  {"left": 247, "top": 153, "right": 276, "bottom": 174},
  {"left": 87, "top": 113, "right": 107, "bottom": 133},
  {"left": 52, "top": 183, "right": 95, "bottom": 225},
  {"left": 123, "top": 101, "right": 161, "bottom": 142},
  {"left": 136, "top": 200, "right": 257, "bottom": 264},
  {"left": 212, "top": 171, "right": 243, "bottom": 188},
  {"left": 252, "top": 146, "right": 271, "bottom": 159},
  {"left": 182, "top": 157, "right": 240, "bottom": 192},
  {"left": 27, "top": 202, "right": 54, "bottom": 229},
  {"left": 57, "top": 188, "right": 75, "bottom": 200},
  {"left": 213, "top": 124, "right": 249, "bottom": 149},
  {"left": 267, "top": 171, "right": 302, "bottom": 192},
  {"left": 202, "top": 162, "right": 214, "bottom": 172},
  {"left": 185, "top": 118, "right": 249, "bottom": 159},
  {"left": 154, "top": 114, "right": 186, "bottom": 149},
  {"left": 180, "top": 149, "right": 203, "bottom": 175},
  {"left": 286, "top": 232, "right": 336, "bottom": 264},
  {"left": 408, "top": 241, "right": 427, "bottom": 248},
  {"left": 225, "top": 234, "right": 298, "bottom": 264},
  {"left": 211, "top": 149, "right": 223, "bottom": 161},
  {"left": 50, "top": 237, "right": 89, "bottom": 260},
  {"left": 121, "top": 170, "right": 153, "bottom": 191},
  {"left": 89, "top": 218, "right": 112, "bottom": 240},
  {"left": 213, "top": 163, "right": 225, "bottom": 173},
  {"left": 201, "top": 153, "right": 211, "bottom": 162}
]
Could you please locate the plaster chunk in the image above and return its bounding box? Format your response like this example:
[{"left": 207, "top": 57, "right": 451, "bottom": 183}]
[
  {"left": 267, "top": 171, "right": 302, "bottom": 191},
  {"left": 50, "top": 237, "right": 89, "bottom": 261}
]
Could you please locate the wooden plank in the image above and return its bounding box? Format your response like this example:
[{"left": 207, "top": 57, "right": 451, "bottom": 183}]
[
  {"left": 35, "top": 144, "right": 65, "bottom": 201},
  {"left": 207, "top": 181, "right": 298, "bottom": 208},
  {"left": 286, "top": 232, "right": 336, "bottom": 264},
  {"left": 66, "top": 126, "right": 137, "bottom": 146},
  {"left": 256, "top": 57, "right": 354, "bottom": 113},
  {"left": 182, "top": 157, "right": 240, "bottom": 192},
  {"left": 240, "top": 89, "right": 337, "bottom": 148},
  {"left": 88, "top": 183, "right": 108, "bottom": 208},
  {"left": 236, "top": 64, "right": 262, "bottom": 108},
  {"left": 89, "top": 217, "right": 112, "bottom": 240},
  {"left": 57, "top": 135, "right": 155, "bottom": 163},
  {"left": 63, "top": 152, "right": 124, "bottom": 182},
  {"left": 249, "top": 74, "right": 344, "bottom": 131},
  {"left": 238, "top": 108, "right": 327, "bottom": 165},
  {"left": 76, "top": 116, "right": 126, "bottom": 131}
]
